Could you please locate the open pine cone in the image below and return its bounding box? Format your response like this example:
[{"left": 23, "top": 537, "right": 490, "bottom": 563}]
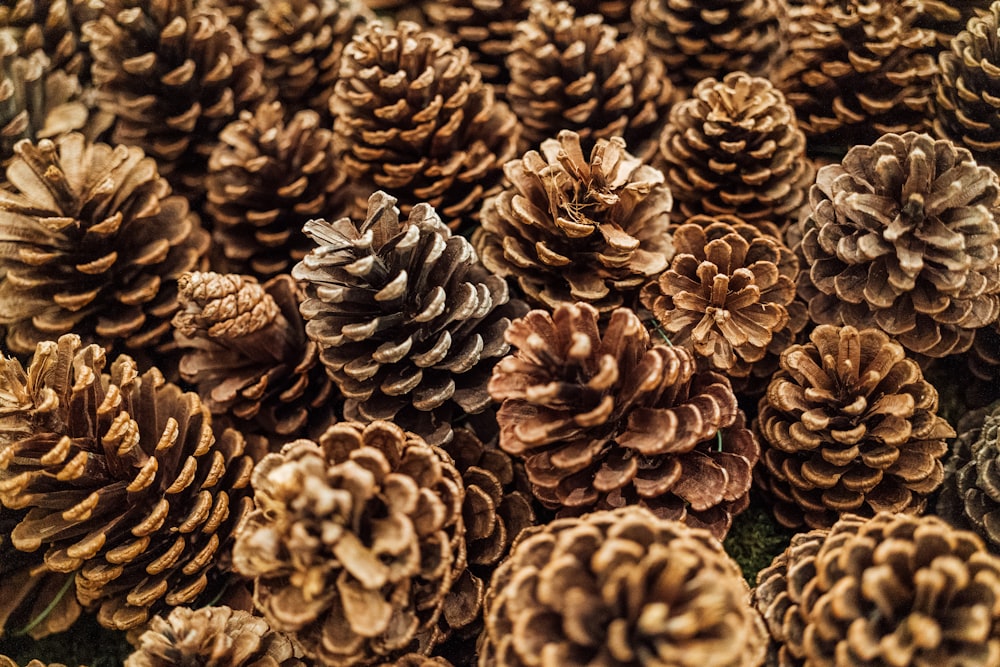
[
  {"left": 482, "top": 507, "right": 768, "bottom": 667},
  {"left": 919, "top": 0, "right": 990, "bottom": 47},
  {"left": 753, "top": 512, "right": 1000, "bottom": 666},
  {"left": 0, "top": 0, "right": 96, "bottom": 78}
]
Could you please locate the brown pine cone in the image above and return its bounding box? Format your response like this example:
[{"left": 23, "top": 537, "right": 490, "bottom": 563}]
[
  {"left": 755, "top": 324, "right": 954, "bottom": 529},
  {"left": 126, "top": 606, "right": 304, "bottom": 667},
  {"left": 753, "top": 512, "right": 1000, "bottom": 666},
  {"left": 657, "top": 71, "right": 814, "bottom": 231},
  {"left": 292, "top": 190, "right": 524, "bottom": 447},
  {"left": 0, "top": 0, "right": 97, "bottom": 78},
  {"left": 796, "top": 132, "right": 1000, "bottom": 358},
  {"left": 919, "top": 0, "right": 990, "bottom": 47},
  {"left": 331, "top": 20, "right": 518, "bottom": 233},
  {"left": 232, "top": 421, "right": 466, "bottom": 666},
  {"left": 173, "top": 271, "right": 338, "bottom": 448},
  {"left": 489, "top": 303, "right": 759, "bottom": 539},
  {"left": 0, "top": 334, "right": 256, "bottom": 630},
  {"left": 474, "top": 129, "right": 674, "bottom": 318},
  {"left": 0, "top": 133, "right": 209, "bottom": 357},
  {"left": 481, "top": 507, "right": 768, "bottom": 667},
  {"left": 506, "top": 1, "right": 672, "bottom": 160},
  {"left": 0, "top": 659, "right": 75, "bottom": 667},
  {"left": 205, "top": 101, "right": 349, "bottom": 279}
]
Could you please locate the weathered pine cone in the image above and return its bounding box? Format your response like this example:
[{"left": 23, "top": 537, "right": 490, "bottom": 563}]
[
  {"left": 474, "top": 129, "right": 673, "bottom": 318},
  {"left": 753, "top": 512, "right": 1000, "bottom": 666},
  {"left": 0, "top": 0, "right": 96, "bottom": 78},
  {"left": 292, "top": 190, "right": 523, "bottom": 447},
  {"left": 796, "top": 132, "right": 1000, "bottom": 358},
  {"left": 0, "top": 133, "right": 209, "bottom": 357},
  {"left": 756, "top": 324, "right": 954, "bottom": 529},
  {"left": 0, "top": 334, "right": 256, "bottom": 630},
  {"left": 490, "top": 303, "right": 759, "bottom": 539},
  {"left": 481, "top": 507, "right": 768, "bottom": 667},
  {"left": 232, "top": 421, "right": 466, "bottom": 666}
]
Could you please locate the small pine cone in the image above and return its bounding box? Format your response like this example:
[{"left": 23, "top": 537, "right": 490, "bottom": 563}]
[
  {"left": 632, "top": 0, "right": 789, "bottom": 93},
  {"left": 755, "top": 324, "right": 955, "bottom": 529},
  {"left": 506, "top": 1, "right": 672, "bottom": 160},
  {"left": 490, "top": 303, "right": 759, "bottom": 540},
  {"left": 331, "top": 20, "right": 519, "bottom": 232},
  {"left": 0, "top": 133, "right": 210, "bottom": 356},
  {"left": 796, "top": 132, "right": 1000, "bottom": 358},
  {"left": 232, "top": 421, "right": 466, "bottom": 666},
  {"left": 753, "top": 512, "right": 1000, "bottom": 666},
  {"left": 474, "top": 129, "right": 674, "bottom": 318},
  {"left": 0, "top": 0, "right": 96, "bottom": 78},
  {"left": 0, "top": 334, "right": 256, "bottom": 630},
  {"left": 657, "top": 72, "right": 814, "bottom": 231},
  {"left": 125, "top": 606, "right": 304, "bottom": 667},
  {"left": 481, "top": 507, "right": 768, "bottom": 667},
  {"left": 206, "top": 101, "right": 348, "bottom": 279},
  {"left": 173, "top": 271, "right": 338, "bottom": 448},
  {"left": 292, "top": 190, "right": 524, "bottom": 447}
]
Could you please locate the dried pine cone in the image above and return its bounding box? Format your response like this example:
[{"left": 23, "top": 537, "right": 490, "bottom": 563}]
[
  {"left": 481, "top": 507, "right": 768, "bottom": 667},
  {"left": 474, "top": 129, "right": 673, "bottom": 318},
  {"left": 753, "top": 512, "right": 1000, "bottom": 666},
  {"left": 796, "top": 132, "right": 1000, "bottom": 358},
  {"left": 0, "top": 334, "right": 256, "bottom": 630},
  {"left": 657, "top": 71, "right": 814, "bottom": 231},
  {"left": 232, "top": 421, "right": 466, "bottom": 666},
  {"left": 173, "top": 271, "right": 338, "bottom": 448},
  {"left": 331, "top": 20, "right": 519, "bottom": 232},
  {"left": 490, "top": 303, "right": 759, "bottom": 539},
  {"left": 756, "top": 324, "right": 954, "bottom": 529},
  {"left": 0, "top": 133, "right": 209, "bottom": 356},
  {"left": 919, "top": 0, "right": 990, "bottom": 47},
  {"left": 0, "top": 0, "right": 96, "bottom": 78},
  {"left": 292, "top": 190, "right": 524, "bottom": 447}
]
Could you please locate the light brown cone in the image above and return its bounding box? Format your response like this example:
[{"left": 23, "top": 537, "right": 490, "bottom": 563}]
[
  {"left": 0, "top": 0, "right": 97, "bottom": 78},
  {"left": 919, "top": 0, "right": 990, "bottom": 47}
]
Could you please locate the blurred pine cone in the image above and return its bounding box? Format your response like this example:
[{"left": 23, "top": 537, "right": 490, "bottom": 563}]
[
  {"left": 292, "top": 190, "right": 524, "bottom": 447},
  {"left": 0, "top": 334, "right": 256, "bottom": 630},
  {"left": 0, "top": 0, "right": 97, "bottom": 78},
  {"left": 331, "top": 20, "right": 518, "bottom": 233},
  {"left": 753, "top": 512, "right": 1000, "bottom": 666},
  {"left": 657, "top": 71, "right": 814, "bottom": 232},
  {"left": 482, "top": 507, "right": 768, "bottom": 667},
  {"left": 173, "top": 271, "right": 338, "bottom": 448},
  {"left": 796, "top": 132, "right": 1000, "bottom": 358},
  {"left": 206, "top": 101, "right": 348, "bottom": 279},
  {"left": 232, "top": 421, "right": 466, "bottom": 666},
  {"left": 756, "top": 324, "right": 954, "bottom": 529},
  {"left": 490, "top": 303, "right": 759, "bottom": 539},
  {"left": 0, "top": 133, "right": 209, "bottom": 357},
  {"left": 474, "top": 129, "right": 673, "bottom": 318}
]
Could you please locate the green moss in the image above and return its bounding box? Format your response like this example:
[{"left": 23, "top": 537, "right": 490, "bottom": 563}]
[
  {"left": 723, "top": 493, "right": 796, "bottom": 586},
  {"left": 0, "top": 612, "right": 131, "bottom": 667}
]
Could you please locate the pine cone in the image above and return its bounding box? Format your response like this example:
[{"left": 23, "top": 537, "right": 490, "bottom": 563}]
[
  {"left": 796, "top": 132, "right": 1000, "bottom": 358},
  {"left": 489, "top": 303, "right": 759, "bottom": 539},
  {"left": 0, "top": 659, "right": 73, "bottom": 667},
  {"left": 232, "top": 421, "right": 466, "bottom": 666},
  {"left": 657, "top": 71, "right": 814, "bottom": 231},
  {"left": 506, "top": 1, "right": 672, "bottom": 160},
  {"left": 0, "top": 133, "right": 209, "bottom": 356},
  {"left": 474, "top": 129, "right": 674, "bottom": 318},
  {"left": 575, "top": 0, "right": 634, "bottom": 35},
  {"left": 919, "top": 0, "right": 990, "bottom": 47},
  {"left": 292, "top": 190, "right": 524, "bottom": 447},
  {"left": 755, "top": 324, "right": 954, "bottom": 529},
  {"left": 126, "top": 606, "right": 304, "bottom": 667},
  {"left": 753, "top": 512, "right": 1000, "bottom": 666},
  {"left": 331, "top": 20, "right": 518, "bottom": 233},
  {"left": 0, "top": 0, "right": 97, "bottom": 78},
  {"left": 481, "top": 507, "right": 768, "bottom": 667},
  {"left": 0, "top": 334, "right": 256, "bottom": 630},
  {"left": 173, "top": 271, "right": 338, "bottom": 448},
  {"left": 205, "top": 101, "right": 349, "bottom": 279}
]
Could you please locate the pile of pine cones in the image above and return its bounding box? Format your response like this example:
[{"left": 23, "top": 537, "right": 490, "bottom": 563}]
[{"left": 4, "top": 0, "right": 1000, "bottom": 665}]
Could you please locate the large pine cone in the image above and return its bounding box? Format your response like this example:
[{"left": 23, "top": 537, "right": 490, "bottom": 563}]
[
  {"left": 0, "top": 133, "right": 209, "bottom": 356},
  {"left": 292, "top": 190, "right": 523, "bottom": 447},
  {"left": 795, "top": 132, "right": 1000, "bottom": 358},
  {"left": 331, "top": 20, "right": 518, "bottom": 233},
  {"left": 753, "top": 512, "right": 1000, "bottom": 666},
  {"left": 481, "top": 507, "right": 768, "bottom": 667},
  {"left": 0, "top": 334, "right": 256, "bottom": 630},
  {"left": 489, "top": 302, "right": 759, "bottom": 539},
  {"left": 756, "top": 324, "right": 954, "bottom": 529},
  {"left": 232, "top": 421, "right": 466, "bottom": 666},
  {"left": 474, "top": 129, "right": 673, "bottom": 318}
]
